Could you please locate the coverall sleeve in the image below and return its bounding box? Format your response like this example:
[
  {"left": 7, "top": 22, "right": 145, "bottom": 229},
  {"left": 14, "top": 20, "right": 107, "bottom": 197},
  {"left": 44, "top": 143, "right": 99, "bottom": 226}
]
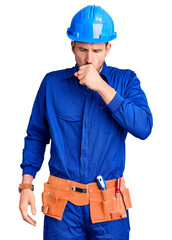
[
  {"left": 107, "top": 70, "right": 153, "bottom": 140},
  {"left": 20, "top": 75, "right": 50, "bottom": 178}
]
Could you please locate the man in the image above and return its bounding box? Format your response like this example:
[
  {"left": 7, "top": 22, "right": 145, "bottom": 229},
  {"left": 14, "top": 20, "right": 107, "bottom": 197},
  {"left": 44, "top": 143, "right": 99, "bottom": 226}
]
[{"left": 19, "top": 5, "right": 153, "bottom": 240}]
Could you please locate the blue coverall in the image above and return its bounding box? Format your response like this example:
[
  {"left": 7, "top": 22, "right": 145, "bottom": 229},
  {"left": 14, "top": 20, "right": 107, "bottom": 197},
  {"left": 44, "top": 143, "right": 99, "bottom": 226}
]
[{"left": 21, "top": 61, "right": 153, "bottom": 239}]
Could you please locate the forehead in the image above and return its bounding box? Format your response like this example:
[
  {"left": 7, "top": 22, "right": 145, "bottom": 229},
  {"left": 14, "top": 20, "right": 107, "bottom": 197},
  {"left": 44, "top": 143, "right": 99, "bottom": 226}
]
[{"left": 75, "top": 42, "right": 105, "bottom": 49}]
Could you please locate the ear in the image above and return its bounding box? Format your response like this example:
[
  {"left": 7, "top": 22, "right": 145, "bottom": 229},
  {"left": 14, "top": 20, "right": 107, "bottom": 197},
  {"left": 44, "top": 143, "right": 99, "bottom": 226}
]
[
  {"left": 71, "top": 41, "right": 75, "bottom": 54},
  {"left": 105, "top": 43, "right": 112, "bottom": 57}
]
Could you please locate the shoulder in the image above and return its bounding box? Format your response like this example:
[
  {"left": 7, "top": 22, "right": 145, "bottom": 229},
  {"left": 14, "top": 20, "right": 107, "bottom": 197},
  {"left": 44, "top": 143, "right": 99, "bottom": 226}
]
[
  {"left": 43, "top": 66, "right": 75, "bottom": 83},
  {"left": 106, "top": 65, "right": 136, "bottom": 79},
  {"left": 106, "top": 65, "right": 139, "bottom": 88}
]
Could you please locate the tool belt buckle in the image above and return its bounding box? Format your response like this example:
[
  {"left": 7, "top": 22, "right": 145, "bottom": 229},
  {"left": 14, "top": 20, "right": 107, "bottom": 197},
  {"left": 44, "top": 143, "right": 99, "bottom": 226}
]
[{"left": 72, "top": 186, "right": 87, "bottom": 193}]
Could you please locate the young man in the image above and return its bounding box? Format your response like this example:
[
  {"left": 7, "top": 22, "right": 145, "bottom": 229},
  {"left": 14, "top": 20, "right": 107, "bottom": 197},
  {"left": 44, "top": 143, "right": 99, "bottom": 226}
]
[{"left": 19, "top": 5, "right": 153, "bottom": 240}]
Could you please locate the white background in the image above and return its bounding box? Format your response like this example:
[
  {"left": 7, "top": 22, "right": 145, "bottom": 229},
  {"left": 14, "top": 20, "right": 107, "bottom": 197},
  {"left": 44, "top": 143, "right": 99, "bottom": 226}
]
[{"left": 0, "top": 0, "right": 171, "bottom": 239}]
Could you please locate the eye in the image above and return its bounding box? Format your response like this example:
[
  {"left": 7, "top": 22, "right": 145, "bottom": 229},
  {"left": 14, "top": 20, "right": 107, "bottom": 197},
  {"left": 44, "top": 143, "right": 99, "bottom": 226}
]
[
  {"left": 94, "top": 50, "right": 101, "bottom": 53},
  {"left": 80, "top": 48, "right": 87, "bottom": 52}
]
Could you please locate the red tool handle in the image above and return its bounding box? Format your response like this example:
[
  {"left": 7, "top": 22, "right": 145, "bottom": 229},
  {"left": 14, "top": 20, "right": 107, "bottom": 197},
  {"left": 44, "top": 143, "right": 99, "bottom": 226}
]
[{"left": 116, "top": 178, "right": 121, "bottom": 197}]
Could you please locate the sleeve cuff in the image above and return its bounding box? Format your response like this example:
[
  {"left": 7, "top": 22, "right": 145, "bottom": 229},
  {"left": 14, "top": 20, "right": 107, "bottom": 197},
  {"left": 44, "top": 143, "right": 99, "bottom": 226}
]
[
  {"left": 107, "top": 93, "right": 124, "bottom": 113},
  {"left": 22, "top": 166, "right": 38, "bottom": 178}
]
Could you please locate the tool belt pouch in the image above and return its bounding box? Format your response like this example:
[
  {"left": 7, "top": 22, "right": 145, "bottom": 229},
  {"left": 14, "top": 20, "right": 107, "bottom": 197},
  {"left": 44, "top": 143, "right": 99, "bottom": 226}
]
[
  {"left": 42, "top": 182, "right": 68, "bottom": 221},
  {"left": 90, "top": 186, "right": 132, "bottom": 224}
]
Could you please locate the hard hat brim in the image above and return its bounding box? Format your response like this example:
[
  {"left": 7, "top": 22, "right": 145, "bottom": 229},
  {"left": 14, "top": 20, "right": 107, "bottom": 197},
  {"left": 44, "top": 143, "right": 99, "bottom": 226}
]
[{"left": 67, "top": 30, "right": 117, "bottom": 43}]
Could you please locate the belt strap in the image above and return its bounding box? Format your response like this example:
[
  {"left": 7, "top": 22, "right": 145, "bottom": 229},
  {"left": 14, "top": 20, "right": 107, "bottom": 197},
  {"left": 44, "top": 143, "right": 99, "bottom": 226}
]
[
  {"left": 48, "top": 175, "right": 126, "bottom": 191},
  {"left": 45, "top": 175, "right": 126, "bottom": 206}
]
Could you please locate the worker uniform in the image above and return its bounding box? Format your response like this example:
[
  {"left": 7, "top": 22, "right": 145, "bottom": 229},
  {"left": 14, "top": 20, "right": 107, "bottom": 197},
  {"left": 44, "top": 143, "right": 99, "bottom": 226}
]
[{"left": 21, "top": 61, "right": 153, "bottom": 239}]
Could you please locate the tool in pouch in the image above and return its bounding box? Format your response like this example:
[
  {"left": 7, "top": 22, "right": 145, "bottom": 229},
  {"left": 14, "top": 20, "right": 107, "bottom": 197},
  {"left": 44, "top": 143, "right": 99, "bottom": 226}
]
[
  {"left": 95, "top": 175, "right": 131, "bottom": 221},
  {"left": 96, "top": 175, "right": 121, "bottom": 196},
  {"left": 96, "top": 175, "right": 107, "bottom": 190},
  {"left": 116, "top": 178, "right": 121, "bottom": 198},
  {"left": 41, "top": 175, "right": 132, "bottom": 224}
]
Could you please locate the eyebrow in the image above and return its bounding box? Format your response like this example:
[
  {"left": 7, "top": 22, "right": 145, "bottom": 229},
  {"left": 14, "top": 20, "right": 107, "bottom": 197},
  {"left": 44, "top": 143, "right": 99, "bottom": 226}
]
[
  {"left": 79, "top": 47, "right": 87, "bottom": 50},
  {"left": 93, "top": 49, "right": 103, "bottom": 51},
  {"left": 78, "top": 47, "right": 103, "bottom": 51}
]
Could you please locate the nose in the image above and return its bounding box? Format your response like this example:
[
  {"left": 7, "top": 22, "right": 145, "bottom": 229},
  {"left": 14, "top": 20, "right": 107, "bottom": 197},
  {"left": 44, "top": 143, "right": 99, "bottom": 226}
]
[{"left": 86, "top": 51, "right": 92, "bottom": 64}]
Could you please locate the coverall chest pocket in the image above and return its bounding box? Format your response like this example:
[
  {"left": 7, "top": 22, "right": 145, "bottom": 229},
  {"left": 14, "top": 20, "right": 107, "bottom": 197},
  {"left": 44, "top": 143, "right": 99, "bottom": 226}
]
[
  {"left": 55, "top": 94, "right": 83, "bottom": 122},
  {"left": 56, "top": 112, "right": 82, "bottom": 122},
  {"left": 99, "top": 100, "right": 117, "bottom": 134}
]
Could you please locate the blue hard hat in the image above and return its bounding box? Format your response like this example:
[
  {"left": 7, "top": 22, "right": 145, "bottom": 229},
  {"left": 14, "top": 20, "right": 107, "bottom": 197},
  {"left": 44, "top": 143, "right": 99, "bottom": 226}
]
[{"left": 67, "top": 5, "right": 117, "bottom": 43}]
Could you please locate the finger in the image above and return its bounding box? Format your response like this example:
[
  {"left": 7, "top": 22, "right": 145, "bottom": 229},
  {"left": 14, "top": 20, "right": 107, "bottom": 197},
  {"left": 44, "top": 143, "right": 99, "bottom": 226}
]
[
  {"left": 30, "top": 203, "right": 36, "bottom": 215},
  {"left": 79, "top": 65, "right": 86, "bottom": 70},
  {"left": 77, "top": 69, "right": 86, "bottom": 75},
  {"left": 28, "top": 215, "right": 37, "bottom": 226},
  {"left": 74, "top": 69, "right": 86, "bottom": 78},
  {"left": 29, "top": 197, "right": 36, "bottom": 215},
  {"left": 77, "top": 72, "right": 86, "bottom": 80},
  {"left": 79, "top": 80, "right": 86, "bottom": 85},
  {"left": 24, "top": 214, "right": 36, "bottom": 226},
  {"left": 20, "top": 206, "right": 36, "bottom": 226},
  {"left": 79, "top": 64, "right": 92, "bottom": 70}
]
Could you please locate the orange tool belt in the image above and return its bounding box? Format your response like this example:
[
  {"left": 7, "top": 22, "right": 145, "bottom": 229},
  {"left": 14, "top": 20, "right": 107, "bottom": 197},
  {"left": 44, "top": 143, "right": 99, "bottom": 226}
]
[{"left": 42, "top": 175, "right": 132, "bottom": 224}]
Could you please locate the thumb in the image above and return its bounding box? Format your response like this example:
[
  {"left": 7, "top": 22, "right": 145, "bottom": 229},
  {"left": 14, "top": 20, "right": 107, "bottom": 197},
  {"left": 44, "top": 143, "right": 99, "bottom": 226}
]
[{"left": 74, "top": 72, "right": 78, "bottom": 77}]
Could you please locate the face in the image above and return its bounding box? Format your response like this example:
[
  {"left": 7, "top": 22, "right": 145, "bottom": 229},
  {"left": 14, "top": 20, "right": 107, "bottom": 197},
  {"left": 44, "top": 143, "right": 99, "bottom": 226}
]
[{"left": 71, "top": 41, "right": 111, "bottom": 72}]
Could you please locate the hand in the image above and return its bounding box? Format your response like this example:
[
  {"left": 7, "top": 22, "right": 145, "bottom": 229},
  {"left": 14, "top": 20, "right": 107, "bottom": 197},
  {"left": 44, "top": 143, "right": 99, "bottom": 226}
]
[
  {"left": 19, "top": 189, "right": 37, "bottom": 226},
  {"left": 74, "top": 64, "right": 104, "bottom": 91}
]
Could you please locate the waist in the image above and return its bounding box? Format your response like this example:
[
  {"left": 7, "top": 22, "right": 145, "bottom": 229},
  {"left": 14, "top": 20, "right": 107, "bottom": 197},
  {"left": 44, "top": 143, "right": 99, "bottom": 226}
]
[
  {"left": 48, "top": 175, "right": 126, "bottom": 189},
  {"left": 42, "top": 175, "right": 132, "bottom": 223},
  {"left": 45, "top": 175, "right": 126, "bottom": 205}
]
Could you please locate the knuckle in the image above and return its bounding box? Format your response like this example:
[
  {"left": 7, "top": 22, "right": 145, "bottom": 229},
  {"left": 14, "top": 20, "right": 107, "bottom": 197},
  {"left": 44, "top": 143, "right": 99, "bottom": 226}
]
[
  {"left": 24, "top": 218, "right": 29, "bottom": 223},
  {"left": 19, "top": 205, "right": 24, "bottom": 211},
  {"left": 22, "top": 213, "right": 27, "bottom": 220}
]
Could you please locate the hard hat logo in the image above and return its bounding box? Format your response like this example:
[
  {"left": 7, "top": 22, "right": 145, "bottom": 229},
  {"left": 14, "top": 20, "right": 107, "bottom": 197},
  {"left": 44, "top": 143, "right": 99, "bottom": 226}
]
[
  {"left": 93, "top": 24, "right": 103, "bottom": 39},
  {"left": 67, "top": 5, "right": 117, "bottom": 43},
  {"left": 96, "top": 16, "right": 102, "bottom": 22}
]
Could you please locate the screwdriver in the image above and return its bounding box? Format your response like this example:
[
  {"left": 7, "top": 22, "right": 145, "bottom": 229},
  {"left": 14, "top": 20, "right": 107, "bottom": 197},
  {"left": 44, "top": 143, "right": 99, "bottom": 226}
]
[
  {"left": 116, "top": 178, "right": 121, "bottom": 198},
  {"left": 96, "top": 175, "right": 107, "bottom": 190}
]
